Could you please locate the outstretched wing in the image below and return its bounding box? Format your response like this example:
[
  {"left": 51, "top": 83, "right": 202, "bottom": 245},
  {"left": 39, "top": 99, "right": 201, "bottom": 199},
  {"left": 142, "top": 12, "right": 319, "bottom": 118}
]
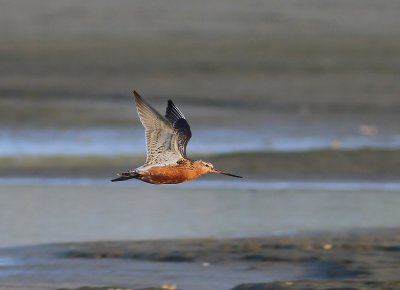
[
  {"left": 165, "top": 100, "right": 192, "bottom": 158},
  {"left": 134, "top": 91, "right": 184, "bottom": 166}
]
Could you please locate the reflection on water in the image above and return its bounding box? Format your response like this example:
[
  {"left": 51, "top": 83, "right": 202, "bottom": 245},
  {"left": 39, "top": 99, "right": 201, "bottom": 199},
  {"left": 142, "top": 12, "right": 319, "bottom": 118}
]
[
  {"left": 1, "top": 179, "right": 400, "bottom": 248},
  {"left": 1, "top": 128, "right": 400, "bottom": 156}
]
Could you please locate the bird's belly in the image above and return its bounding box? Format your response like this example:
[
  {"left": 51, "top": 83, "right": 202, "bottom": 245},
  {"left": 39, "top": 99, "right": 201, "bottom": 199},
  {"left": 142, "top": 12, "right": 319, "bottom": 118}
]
[{"left": 139, "top": 165, "right": 200, "bottom": 184}]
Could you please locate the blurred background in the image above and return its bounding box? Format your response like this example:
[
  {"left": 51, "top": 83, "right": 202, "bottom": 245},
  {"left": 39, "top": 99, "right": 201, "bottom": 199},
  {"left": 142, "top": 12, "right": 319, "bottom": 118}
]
[{"left": 0, "top": 0, "right": 400, "bottom": 248}]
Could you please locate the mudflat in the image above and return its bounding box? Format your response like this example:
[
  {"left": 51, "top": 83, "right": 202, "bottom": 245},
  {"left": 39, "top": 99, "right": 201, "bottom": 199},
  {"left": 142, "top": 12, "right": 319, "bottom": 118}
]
[
  {"left": 1, "top": 229, "right": 400, "bottom": 290},
  {"left": 1, "top": 0, "right": 400, "bottom": 130}
]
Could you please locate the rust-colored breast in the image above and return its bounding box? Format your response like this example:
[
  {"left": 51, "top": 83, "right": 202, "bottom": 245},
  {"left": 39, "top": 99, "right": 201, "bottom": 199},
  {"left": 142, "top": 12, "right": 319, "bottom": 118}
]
[{"left": 140, "top": 164, "right": 202, "bottom": 184}]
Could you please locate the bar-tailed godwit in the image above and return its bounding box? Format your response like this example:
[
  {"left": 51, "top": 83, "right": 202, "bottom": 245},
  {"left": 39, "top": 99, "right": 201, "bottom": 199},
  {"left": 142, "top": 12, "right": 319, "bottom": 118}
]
[{"left": 111, "top": 91, "right": 242, "bottom": 184}]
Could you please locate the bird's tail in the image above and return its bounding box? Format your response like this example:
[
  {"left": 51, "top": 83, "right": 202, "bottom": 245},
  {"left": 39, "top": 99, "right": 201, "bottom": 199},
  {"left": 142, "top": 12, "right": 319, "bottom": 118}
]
[{"left": 111, "top": 171, "right": 140, "bottom": 182}]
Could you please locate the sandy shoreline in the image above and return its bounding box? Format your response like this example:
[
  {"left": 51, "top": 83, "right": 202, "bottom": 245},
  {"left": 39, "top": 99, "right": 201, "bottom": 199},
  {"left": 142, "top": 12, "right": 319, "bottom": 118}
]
[{"left": 1, "top": 229, "right": 400, "bottom": 290}]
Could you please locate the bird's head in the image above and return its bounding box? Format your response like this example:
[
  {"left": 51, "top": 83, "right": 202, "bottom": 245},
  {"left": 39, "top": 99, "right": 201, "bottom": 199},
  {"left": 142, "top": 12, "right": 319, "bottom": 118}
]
[{"left": 196, "top": 160, "right": 243, "bottom": 178}]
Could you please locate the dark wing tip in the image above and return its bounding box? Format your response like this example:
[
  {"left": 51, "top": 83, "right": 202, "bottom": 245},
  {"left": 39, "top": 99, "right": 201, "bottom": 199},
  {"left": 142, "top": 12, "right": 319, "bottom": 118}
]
[
  {"left": 164, "top": 99, "right": 192, "bottom": 157},
  {"left": 167, "top": 100, "right": 174, "bottom": 114},
  {"left": 133, "top": 90, "right": 146, "bottom": 109},
  {"left": 165, "top": 99, "right": 186, "bottom": 122},
  {"left": 133, "top": 90, "right": 142, "bottom": 100}
]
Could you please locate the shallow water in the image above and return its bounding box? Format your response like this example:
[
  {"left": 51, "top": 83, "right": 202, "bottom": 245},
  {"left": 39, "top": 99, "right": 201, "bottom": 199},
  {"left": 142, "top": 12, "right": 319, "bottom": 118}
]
[
  {"left": 1, "top": 179, "right": 400, "bottom": 248},
  {"left": 1, "top": 127, "right": 400, "bottom": 156}
]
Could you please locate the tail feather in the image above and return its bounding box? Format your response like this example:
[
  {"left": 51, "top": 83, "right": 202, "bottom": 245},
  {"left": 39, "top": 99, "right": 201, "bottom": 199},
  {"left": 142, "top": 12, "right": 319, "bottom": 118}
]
[{"left": 111, "top": 171, "right": 140, "bottom": 182}]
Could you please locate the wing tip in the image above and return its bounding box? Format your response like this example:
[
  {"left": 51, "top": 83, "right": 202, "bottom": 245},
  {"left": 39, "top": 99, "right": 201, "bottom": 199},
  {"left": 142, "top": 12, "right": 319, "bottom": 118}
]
[
  {"left": 166, "top": 99, "right": 186, "bottom": 121},
  {"left": 133, "top": 90, "right": 142, "bottom": 101}
]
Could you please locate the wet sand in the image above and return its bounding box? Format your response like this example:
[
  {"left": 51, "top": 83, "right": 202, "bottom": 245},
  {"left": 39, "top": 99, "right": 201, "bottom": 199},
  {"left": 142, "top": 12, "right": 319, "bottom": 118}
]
[{"left": 1, "top": 229, "right": 400, "bottom": 290}]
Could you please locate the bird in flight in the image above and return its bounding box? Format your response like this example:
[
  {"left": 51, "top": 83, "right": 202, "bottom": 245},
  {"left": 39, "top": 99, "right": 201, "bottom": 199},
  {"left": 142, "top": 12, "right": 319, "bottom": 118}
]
[{"left": 111, "top": 91, "right": 242, "bottom": 184}]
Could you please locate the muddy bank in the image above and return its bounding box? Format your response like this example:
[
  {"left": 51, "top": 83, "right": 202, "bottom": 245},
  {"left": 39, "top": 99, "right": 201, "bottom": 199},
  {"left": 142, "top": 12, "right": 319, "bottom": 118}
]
[
  {"left": 55, "top": 281, "right": 400, "bottom": 290},
  {"left": 1, "top": 149, "right": 399, "bottom": 181},
  {"left": 58, "top": 229, "right": 400, "bottom": 281},
  {"left": 232, "top": 281, "right": 400, "bottom": 290},
  {"left": 1, "top": 229, "right": 400, "bottom": 290}
]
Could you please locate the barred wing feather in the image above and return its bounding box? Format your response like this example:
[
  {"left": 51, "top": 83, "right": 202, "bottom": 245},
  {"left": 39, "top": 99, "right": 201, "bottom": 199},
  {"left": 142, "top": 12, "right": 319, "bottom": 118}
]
[{"left": 134, "top": 91, "right": 184, "bottom": 166}]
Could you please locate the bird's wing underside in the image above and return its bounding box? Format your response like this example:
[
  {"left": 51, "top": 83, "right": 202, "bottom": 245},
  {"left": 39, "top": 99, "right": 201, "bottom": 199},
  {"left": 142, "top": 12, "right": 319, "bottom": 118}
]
[
  {"left": 165, "top": 99, "right": 192, "bottom": 158},
  {"left": 134, "top": 91, "right": 184, "bottom": 166}
]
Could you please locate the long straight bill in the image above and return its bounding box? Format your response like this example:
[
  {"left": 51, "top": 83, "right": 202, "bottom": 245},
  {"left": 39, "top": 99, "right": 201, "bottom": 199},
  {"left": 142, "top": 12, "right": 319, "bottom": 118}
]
[{"left": 212, "top": 169, "right": 243, "bottom": 178}]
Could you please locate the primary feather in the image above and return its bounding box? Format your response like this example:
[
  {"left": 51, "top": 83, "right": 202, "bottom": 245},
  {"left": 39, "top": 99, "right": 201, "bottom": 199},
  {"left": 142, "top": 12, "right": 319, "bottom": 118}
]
[{"left": 165, "top": 99, "right": 192, "bottom": 157}]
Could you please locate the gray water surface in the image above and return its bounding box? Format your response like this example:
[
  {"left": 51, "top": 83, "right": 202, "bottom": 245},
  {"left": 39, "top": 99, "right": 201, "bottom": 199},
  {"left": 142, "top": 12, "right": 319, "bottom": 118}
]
[{"left": 1, "top": 180, "right": 400, "bottom": 248}]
